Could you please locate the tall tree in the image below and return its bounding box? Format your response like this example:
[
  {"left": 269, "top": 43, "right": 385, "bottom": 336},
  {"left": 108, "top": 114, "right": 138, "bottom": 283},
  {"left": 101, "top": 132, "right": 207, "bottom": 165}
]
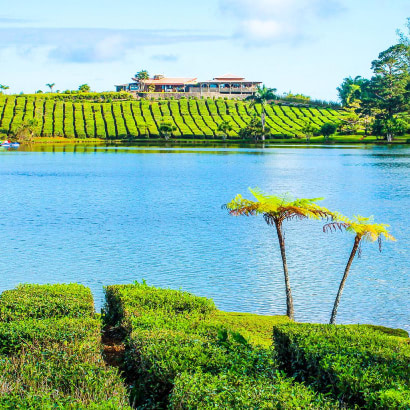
[
  {"left": 246, "top": 85, "right": 277, "bottom": 141},
  {"left": 46, "top": 83, "right": 55, "bottom": 93},
  {"left": 324, "top": 215, "right": 395, "bottom": 324},
  {"left": 135, "top": 70, "right": 150, "bottom": 92},
  {"left": 369, "top": 44, "right": 410, "bottom": 141},
  {"left": 225, "top": 189, "right": 332, "bottom": 320},
  {"left": 337, "top": 76, "right": 365, "bottom": 106},
  {"left": 158, "top": 121, "right": 176, "bottom": 140}
]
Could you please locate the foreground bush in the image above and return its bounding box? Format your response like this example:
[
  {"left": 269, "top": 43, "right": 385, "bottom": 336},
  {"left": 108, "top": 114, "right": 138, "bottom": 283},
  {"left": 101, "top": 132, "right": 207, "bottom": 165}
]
[
  {"left": 170, "top": 371, "right": 337, "bottom": 409},
  {"left": 0, "top": 343, "right": 130, "bottom": 409},
  {"left": 273, "top": 323, "right": 410, "bottom": 408},
  {"left": 0, "top": 284, "right": 130, "bottom": 408},
  {"left": 0, "top": 316, "right": 100, "bottom": 354},
  {"left": 0, "top": 283, "right": 95, "bottom": 321},
  {"left": 104, "top": 283, "right": 336, "bottom": 408}
]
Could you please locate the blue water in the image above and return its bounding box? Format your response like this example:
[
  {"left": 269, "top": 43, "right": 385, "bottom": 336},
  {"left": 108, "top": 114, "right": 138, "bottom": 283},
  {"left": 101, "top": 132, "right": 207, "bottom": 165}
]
[{"left": 0, "top": 144, "right": 408, "bottom": 331}]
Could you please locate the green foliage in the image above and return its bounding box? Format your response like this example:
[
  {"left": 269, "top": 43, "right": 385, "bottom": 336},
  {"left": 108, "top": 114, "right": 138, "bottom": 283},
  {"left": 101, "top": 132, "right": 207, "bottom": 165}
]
[
  {"left": 0, "top": 284, "right": 130, "bottom": 409},
  {"left": 0, "top": 317, "right": 100, "bottom": 354},
  {"left": 273, "top": 323, "right": 410, "bottom": 408},
  {"left": 0, "top": 283, "right": 95, "bottom": 321},
  {"left": 78, "top": 83, "right": 91, "bottom": 92},
  {"left": 104, "top": 283, "right": 333, "bottom": 409},
  {"left": 170, "top": 371, "right": 336, "bottom": 409},
  {"left": 158, "top": 121, "right": 177, "bottom": 140},
  {"left": 238, "top": 115, "right": 270, "bottom": 141},
  {"left": 103, "top": 282, "right": 216, "bottom": 327},
  {"left": 320, "top": 122, "right": 337, "bottom": 139}
]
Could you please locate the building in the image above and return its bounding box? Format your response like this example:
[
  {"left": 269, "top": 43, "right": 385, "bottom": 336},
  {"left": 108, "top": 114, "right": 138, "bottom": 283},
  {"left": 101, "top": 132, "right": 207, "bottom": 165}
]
[{"left": 115, "top": 73, "right": 261, "bottom": 98}]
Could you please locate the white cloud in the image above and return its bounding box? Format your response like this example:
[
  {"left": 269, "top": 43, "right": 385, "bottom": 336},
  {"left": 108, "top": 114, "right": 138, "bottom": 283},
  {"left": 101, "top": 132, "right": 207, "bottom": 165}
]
[{"left": 220, "top": 0, "right": 345, "bottom": 44}]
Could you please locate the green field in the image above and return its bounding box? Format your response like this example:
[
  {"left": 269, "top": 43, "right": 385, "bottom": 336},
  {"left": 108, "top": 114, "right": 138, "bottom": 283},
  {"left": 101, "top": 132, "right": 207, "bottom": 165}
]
[{"left": 0, "top": 94, "right": 346, "bottom": 139}]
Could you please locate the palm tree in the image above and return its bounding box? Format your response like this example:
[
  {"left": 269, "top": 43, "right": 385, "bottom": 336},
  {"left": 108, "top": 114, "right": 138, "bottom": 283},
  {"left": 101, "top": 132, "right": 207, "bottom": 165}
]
[
  {"left": 246, "top": 85, "right": 277, "bottom": 141},
  {"left": 46, "top": 83, "right": 55, "bottom": 93},
  {"left": 225, "top": 189, "right": 332, "bottom": 320},
  {"left": 0, "top": 84, "right": 9, "bottom": 94},
  {"left": 324, "top": 214, "right": 395, "bottom": 324}
]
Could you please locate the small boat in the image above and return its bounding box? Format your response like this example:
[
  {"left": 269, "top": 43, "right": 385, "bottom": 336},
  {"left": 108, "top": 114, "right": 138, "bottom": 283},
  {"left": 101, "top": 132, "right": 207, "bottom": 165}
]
[{"left": 1, "top": 140, "right": 20, "bottom": 148}]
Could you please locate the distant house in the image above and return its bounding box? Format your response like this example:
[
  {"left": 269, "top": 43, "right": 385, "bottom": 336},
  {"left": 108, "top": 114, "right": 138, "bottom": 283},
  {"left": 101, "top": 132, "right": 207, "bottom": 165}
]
[
  {"left": 115, "top": 73, "right": 262, "bottom": 98},
  {"left": 115, "top": 74, "right": 197, "bottom": 93}
]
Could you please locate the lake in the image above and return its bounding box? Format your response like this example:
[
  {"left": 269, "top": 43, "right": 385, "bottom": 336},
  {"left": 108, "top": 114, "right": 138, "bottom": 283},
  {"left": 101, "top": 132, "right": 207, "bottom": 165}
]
[{"left": 0, "top": 143, "right": 408, "bottom": 331}]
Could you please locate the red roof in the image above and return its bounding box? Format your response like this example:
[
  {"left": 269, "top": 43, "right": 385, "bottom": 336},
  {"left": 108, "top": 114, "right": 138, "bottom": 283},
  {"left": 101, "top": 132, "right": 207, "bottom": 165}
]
[
  {"left": 132, "top": 77, "right": 197, "bottom": 85},
  {"left": 213, "top": 73, "right": 245, "bottom": 80}
]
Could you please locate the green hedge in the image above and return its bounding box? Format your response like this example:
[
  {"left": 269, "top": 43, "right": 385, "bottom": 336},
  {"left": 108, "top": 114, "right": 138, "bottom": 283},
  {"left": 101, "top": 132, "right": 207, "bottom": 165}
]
[
  {"left": 104, "top": 283, "right": 336, "bottom": 408},
  {"left": 0, "top": 283, "right": 95, "bottom": 321},
  {"left": 103, "top": 282, "right": 216, "bottom": 327},
  {"left": 0, "top": 343, "right": 130, "bottom": 409},
  {"left": 273, "top": 323, "right": 410, "bottom": 408},
  {"left": 170, "top": 371, "right": 336, "bottom": 409},
  {"left": 0, "top": 317, "right": 100, "bottom": 354}
]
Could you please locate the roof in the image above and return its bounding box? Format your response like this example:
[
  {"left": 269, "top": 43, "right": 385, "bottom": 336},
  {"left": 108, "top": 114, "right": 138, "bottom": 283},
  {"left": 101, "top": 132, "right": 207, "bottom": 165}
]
[
  {"left": 198, "top": 80, "right": 262, "bottom": 84},
  {"left": 131, "top": 77, "right": 198, "bottom": 85},
  {"left": 213, "top": 73, "right": 245, "bottom": 80}
]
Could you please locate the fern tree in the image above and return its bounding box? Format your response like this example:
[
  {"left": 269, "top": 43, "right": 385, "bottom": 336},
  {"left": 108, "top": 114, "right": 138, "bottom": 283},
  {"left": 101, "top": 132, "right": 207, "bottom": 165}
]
[
  {"left": 324, "top": 215, "right": 395, "bottom": 324},
  {"left": 225, "top": 189, "right": 332, "bottom": 320},
  {"left": 46, "top": 83, "right": 55, "bottom": 92},
  {"left": 246, "top": 85, "right": 277, "bottom": 141}
]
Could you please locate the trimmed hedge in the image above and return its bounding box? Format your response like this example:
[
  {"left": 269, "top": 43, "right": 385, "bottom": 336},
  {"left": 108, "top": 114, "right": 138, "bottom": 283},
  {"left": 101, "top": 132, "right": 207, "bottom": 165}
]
[
  {"left": 0, "top": 316, "right": 100, "bottom": 354},
  {"left": 273, "top": 323, "right": 410, "bottom": 408},
  {"left": 0, "top": 283, "right": 95, "bottom": 321},
  {"left": 104, "top": 283, "right": 337, "bottom": 409},
  {"left": 0, "top": 284, "right": 130, "bottom": 408},
  {"left": 170, "top": 371, "right": 337, "bottom": 409},
  {"left": 0, "top": 343, "right": 130, "bottom": 408},
  {"left": 103, "top": 282, "right": 216, "bottom": 327}
]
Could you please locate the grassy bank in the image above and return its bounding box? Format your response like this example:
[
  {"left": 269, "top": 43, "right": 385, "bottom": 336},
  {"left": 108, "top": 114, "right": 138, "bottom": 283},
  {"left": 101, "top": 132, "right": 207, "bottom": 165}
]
[{"left": 0, "top": 282, "right": 408, "bottom": 408}]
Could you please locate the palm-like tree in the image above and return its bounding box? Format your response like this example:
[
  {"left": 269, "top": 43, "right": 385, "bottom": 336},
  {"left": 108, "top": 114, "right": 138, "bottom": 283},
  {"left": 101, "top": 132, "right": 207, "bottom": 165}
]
[
  {"left": 46, "top": 83, "right": 55, "bottom": 93},
  {"left": 324, "top": 214, "right": 395, "bottom": 324},
  {"left": 246, "top": 85, "right": 277, "bottom": 141},
  {"left": 0, "top": 84, "right": 9, "bottom": 94},
  {"left": 225, "top": 189, "right": 332, "bottom": 320}
]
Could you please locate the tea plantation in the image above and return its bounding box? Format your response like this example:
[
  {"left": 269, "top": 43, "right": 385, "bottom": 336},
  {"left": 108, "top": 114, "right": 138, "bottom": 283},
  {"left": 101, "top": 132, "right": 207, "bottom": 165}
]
[
  {"left": 0, "top": 94, "right": 344, "bottom": 139},
  {"left": 0, "top": 282, "right": 408, "bottom": 408}
]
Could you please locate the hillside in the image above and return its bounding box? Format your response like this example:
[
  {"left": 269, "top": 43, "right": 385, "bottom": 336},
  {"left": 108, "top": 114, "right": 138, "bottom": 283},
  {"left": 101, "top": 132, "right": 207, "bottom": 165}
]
[{"left": 0, "top": 94, "right": 344, "bottom": 140}]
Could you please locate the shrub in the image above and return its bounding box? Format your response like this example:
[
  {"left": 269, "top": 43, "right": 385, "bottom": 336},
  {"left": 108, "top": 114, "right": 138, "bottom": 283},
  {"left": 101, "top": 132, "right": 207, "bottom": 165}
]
[
  {"left": 170, "top": 371, "right": 336, "bottom": 409},
  {"left": 0, "top": 344, "right": 130, "bottom": 408},
  {"left": 273, "top": 323, "right": 410, "bottom": 408},
  {"left": 0, "top": 317, "right": 100, "bottom": 354},
  {"left": 0, "top": 284, "right": 95, "bottom": 321},
  {"left": 103, "top": 282, "right": 216, "bottom": 327}
]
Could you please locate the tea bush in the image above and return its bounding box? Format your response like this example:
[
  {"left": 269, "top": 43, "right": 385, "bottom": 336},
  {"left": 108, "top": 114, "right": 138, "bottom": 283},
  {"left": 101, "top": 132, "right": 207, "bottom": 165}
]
[
  {"left": 0, "top": 316, "right": 100, "bottom": 354},
  {"left": 273, "top": 323, "right": 410, "bottom": 408},
  {"left": 103, "top": 282, "right": 216, "bottom": 327},
  {"left": 170, "top": 371, "right": 337, "bottom": 409},
  {"left": 0, "top": 283, "right": 95, "bottom": 321},
  {"left": 104, "top": 283, "right": 337, "bottom": 408}
]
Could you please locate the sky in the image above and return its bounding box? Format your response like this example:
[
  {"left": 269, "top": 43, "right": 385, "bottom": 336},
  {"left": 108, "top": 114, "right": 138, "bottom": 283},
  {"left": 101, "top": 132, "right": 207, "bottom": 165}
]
[{"left": 0, "top": 0, "right": 408, "bottom": 100}]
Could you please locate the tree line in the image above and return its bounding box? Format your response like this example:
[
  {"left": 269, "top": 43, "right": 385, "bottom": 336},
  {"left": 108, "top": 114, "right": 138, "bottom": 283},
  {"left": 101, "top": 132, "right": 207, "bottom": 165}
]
[{"left": 337, "top": 18, "right": 410, "bottom": 141}]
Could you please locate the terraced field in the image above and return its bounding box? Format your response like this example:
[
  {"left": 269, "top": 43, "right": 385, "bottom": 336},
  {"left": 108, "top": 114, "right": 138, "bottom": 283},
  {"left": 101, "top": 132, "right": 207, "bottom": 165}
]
[{"left": 0, "top": 95, "right": 345, "bottom": 139}]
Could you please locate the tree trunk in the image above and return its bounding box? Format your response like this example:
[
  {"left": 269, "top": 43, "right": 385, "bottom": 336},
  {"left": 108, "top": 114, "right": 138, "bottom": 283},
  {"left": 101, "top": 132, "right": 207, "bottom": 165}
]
[
  {"left": 274, "top": 220, "right": 294, "bottom": 320},
  {"left": 330, "top": 235, "right": 360, "bottom": 324},
  {"left": 261, "top": 110, "right": 266, "bottom": 141}
]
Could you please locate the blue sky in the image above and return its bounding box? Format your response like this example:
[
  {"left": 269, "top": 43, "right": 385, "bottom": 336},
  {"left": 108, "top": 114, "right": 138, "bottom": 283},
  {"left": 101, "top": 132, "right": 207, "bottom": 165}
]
[{"left": 0, "top": 0, "right": 408, "bottom": 100}]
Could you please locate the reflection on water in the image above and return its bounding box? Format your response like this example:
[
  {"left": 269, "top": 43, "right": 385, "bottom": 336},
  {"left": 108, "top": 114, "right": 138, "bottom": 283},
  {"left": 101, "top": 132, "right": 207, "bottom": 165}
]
[{"left": 0, "top": 144, "right": 409, "bottom": 331}]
